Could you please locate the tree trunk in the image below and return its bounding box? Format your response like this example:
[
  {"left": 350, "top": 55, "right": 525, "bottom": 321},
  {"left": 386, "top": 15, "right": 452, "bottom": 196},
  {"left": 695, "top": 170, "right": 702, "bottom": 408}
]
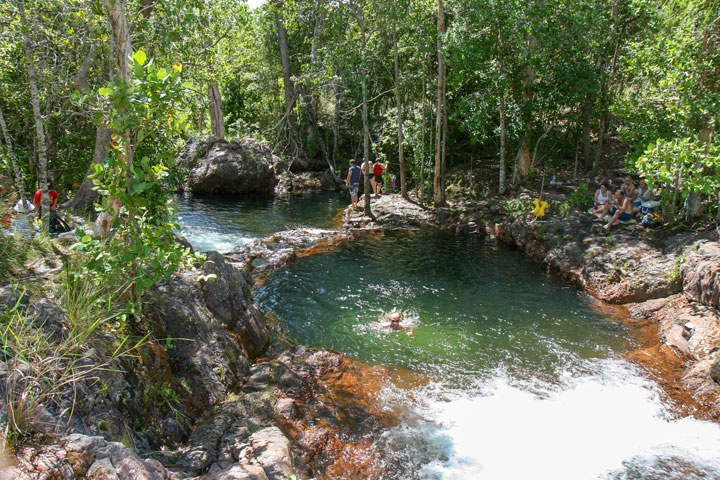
[
  {"left": 582, "top": 94, "right": 593, "bottom": 169},
  {"left": 62, "top": 126, "right": 112, "bottom": 213},
  {"left": 441, "top": 59, "right": 448, "bottom": 196},
  {"left": 433, "top": 0, "right": 446, "bottom": 208},
  {"left": 420, "top": 71, "right": 427, "bottom": 202},
  {"left": 333, "top": 84, "right": 340, "bottom": 168},
  {"left": 208, "top": 79, "right": 225, "bottom": 139},
  {"left": 592, "top": 104, "right": 606, "bottom": 173},
  {"left": 103, "top": 0, "right": 131, "bottom": 83},
  {"left": 393, "top": 9, "right": 407, "bottom": 199},
  {"left": 513, "top": 29, "right": 537, "bottom": 183},
  {"left": 0, "top": 107, "right": 29, "bottom": 205},
  {"left": 360, "top": 13, "right": 373, "bottom": 217},
  {"left": 18, "top": 0, "right": 49, "bottom": 228},
  {"left": 275, "top": 5, "right": 300, "bottom": 153},
  {"left": 499, "top": 93, "right": 507, "bottom": 195}
]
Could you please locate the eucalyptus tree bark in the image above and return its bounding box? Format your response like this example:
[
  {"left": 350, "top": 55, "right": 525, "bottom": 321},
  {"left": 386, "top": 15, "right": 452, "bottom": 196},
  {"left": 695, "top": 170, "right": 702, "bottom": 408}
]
[
  {"left": 360, "top": 11, "right": 373, "bottom": 218},
  {"left": 419, "top": 71, "right": 427, "bottom": 202},
  {"left": 498, "top": 93, "right": 507, "bottom": 195},
  {"left": 0, "top": 107, "right": 28, "bottom": 204},
  {"left": 433, "top": 0, "right": 446, "bottom": 208},
  {"left": 513, "top": 31, "right": 537, "bottom": 183},
  {"left": 18, "top": 0, "right": 49, "bottom": 228},
  {"left": 441, "top": 60, "right": 448, "bottom": 195},
  {"left": 62, "top": 126, "right": 112, "bottom": 212},
  {"left": 582, "top": 95, "right": 593, "bottom": 169},
  {"left": 332, "top": 83, "right": 340, "bottom": 167},
  {"left": 103, "top": 0, "right": 134, "bottom": 195},
  {"left": 275, "top": 4, "right": 300, "bottom": 153},
  {"left": 392, "top": 9, "right": 408, "bottom": 199},
  {"left": 208, "top": 79, "right": 225, "bottom": 139}
]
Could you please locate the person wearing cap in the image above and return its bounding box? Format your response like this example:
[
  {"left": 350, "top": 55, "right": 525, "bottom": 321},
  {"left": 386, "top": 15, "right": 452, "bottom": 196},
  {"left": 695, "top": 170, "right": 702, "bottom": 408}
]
[{"left": 33, "top": 180, "right": 59, "bottom": 218}]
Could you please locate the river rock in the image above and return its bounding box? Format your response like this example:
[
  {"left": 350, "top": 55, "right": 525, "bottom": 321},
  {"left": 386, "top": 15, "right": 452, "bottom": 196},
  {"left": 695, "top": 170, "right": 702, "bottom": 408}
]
[
  {"left": 145, "top": 252, "right": 265, "bottom": 411},
  {"left": 229, "top": 229, "right": 350, "bottom": 272},
  {"left": 342, "top": 194, "right": 437, "bottom": 230},
  {"left": 681, "top": 240, "right": 720, "bottom": 308},
  {"left": 274, "top": 170, "right": 340, "bottom": 195},
  {"left": 180, "top": 137, "right": 279, "bottom": 195}
]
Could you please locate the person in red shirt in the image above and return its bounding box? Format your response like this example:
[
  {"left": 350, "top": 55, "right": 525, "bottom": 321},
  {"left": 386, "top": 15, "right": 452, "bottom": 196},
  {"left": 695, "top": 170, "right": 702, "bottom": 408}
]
[
  {"left": 33, "top": 180, "right": 59, "bottom": 218},
  {"left": 372, "top": 159, "right": 389, "bottom": 197}
]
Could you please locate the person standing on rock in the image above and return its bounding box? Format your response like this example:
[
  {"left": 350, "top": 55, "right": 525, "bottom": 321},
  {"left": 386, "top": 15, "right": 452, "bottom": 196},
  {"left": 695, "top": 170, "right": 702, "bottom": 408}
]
[
  {"left": 372, "top": 159, "right": 388, "bottom": 197},
  {"left": 361, "top": 157, "right": 375, "bottom": 199},
  {"left": 346, "top": 159, "right": 362, "bottom": 210}
]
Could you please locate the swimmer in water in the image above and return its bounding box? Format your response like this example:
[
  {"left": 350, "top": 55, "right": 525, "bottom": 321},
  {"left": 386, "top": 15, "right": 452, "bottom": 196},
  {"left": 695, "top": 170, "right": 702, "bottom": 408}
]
[{"left": 377, "top": 311, "right": 413, "bottom": 336}]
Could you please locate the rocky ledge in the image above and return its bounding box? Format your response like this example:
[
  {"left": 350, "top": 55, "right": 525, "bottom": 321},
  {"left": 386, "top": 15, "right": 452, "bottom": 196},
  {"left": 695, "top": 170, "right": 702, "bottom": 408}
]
[{"left": 1, "top": 228, "right": 392, "bottom": 479}]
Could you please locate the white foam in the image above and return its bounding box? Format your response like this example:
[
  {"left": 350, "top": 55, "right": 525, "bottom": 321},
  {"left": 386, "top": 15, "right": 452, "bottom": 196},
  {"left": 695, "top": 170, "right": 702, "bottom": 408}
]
[
  {"left": 182, "top": 231, "right": 253, "bottom": 253},
  {"left": 385, "top": 359, "right": 720, "bottom": 479}
]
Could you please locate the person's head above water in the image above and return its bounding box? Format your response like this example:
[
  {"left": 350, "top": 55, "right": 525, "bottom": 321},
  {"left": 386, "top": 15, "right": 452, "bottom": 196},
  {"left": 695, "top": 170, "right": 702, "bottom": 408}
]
[{"left": 389, "top": 311, "right": 401, "bottom": 323}]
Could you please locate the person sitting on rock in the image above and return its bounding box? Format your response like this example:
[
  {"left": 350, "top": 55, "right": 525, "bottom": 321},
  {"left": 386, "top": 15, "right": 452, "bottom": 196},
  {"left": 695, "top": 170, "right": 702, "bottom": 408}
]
[
  {"left": 604, "top": 190, "right": 634, "bottom": 230},
  {"left": 619, "top": 176, "right": 637, "bottom": 202},
  {"left": 376, "top": 310, "right": 413, "bottom": 335},
  {"left": 590, "top": 183, "right": 613, "bottom": 216},
  {"left": 632, "top": 179, "right": 654, "bottom": 215}
]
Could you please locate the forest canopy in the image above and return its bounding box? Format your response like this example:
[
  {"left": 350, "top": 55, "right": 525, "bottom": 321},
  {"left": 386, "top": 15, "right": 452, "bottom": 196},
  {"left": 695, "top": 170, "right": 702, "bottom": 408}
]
[{"left": 0, "top": 0, "right": 718, "bottom": 218}]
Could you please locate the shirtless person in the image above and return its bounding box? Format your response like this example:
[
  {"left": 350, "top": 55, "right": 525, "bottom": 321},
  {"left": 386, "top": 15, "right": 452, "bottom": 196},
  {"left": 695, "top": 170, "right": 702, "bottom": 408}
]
[
  {"left": 360, "top": 158, "right": 375, "bottom": 200},
  {"left": 604, "top": 190, "right": 634, "bottom": 230},
  {"left": 377, "top": 311, "right": 413, "bottom": 335}
]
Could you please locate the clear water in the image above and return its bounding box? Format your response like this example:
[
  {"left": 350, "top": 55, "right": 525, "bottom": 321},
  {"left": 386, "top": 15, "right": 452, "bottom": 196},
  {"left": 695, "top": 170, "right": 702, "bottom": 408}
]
[
  {"left": 254, "top": 230, "right": 720, "bottom": 479},
  {"left": 175, "top": 194, "right": 720, "bottom": 479},
  {"left": 174, "top": 192, "right": 346, "bottom": 252}
]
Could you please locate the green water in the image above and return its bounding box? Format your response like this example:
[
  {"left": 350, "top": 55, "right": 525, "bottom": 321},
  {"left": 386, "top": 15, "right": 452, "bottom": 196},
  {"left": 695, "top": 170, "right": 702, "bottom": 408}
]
[
  {"left": 256, "top": 230, "right": 634, "bottom": 382},
  {"left": 175, "top": 192, "right": 346, "bottom": 252}
]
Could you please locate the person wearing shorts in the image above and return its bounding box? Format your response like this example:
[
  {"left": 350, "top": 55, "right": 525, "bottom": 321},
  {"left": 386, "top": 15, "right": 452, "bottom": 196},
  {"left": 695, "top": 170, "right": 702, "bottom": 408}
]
[
  {"left": 604, "top": 190, "right": 634, "bottom": 229},
  {"left": 372, "top": 160, "right": 388, "bottom": 197},
  {"left": 346, "top": 159, "right": 361, "bottom": 209}
]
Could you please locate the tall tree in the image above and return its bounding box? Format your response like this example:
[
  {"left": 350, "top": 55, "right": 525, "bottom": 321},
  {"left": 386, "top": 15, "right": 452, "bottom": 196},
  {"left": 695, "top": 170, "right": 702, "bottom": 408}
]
[
  {"left": 17, "top": 0, "right": 49, "bottom": 228},
  {"left": 433, "top": 0, "right": 446, "bottom": 207},
  {"left": 393, "top": 0, "right": 408, "bottom": 199},
  {"left": 0, "top": 106, "right": 28, "bottom": 204}
]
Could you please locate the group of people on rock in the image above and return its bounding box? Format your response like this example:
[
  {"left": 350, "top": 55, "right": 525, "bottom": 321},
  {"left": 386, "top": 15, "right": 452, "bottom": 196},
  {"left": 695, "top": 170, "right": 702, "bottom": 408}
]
[
  {"left": 590, "top": 176, "right": 655, "bottom": 230},
  {"left": 345, "top": 158, "right": 389, "bottom": 210}
]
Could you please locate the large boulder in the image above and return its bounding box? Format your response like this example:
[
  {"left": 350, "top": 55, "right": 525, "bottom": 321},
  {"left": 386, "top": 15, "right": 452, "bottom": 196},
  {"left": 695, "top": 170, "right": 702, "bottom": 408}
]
[
  {"left": 145, "top": 252, "right": 270, "bottom": 410},
  {"left": 180, "top": 137, "right": 280, "bottom": 195}
]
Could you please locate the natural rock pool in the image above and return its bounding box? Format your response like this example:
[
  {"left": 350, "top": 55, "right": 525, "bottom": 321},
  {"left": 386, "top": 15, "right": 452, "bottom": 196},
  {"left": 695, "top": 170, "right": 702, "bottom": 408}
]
[
  {"left": 178, "top": 193, "right": 720, "bottom": 480},
  {"left": 175, "top": 192, "right": 346, "bottom": 252}
]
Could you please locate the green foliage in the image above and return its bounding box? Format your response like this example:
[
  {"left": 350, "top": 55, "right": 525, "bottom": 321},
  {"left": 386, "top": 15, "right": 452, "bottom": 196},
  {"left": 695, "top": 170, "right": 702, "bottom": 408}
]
[
  {"left": 502, "top": 197, "right": 534, "bottom": 216},
  {"left": 635, "top": 138, "right": 720, "bottom": 217},
  {"left": 0, "top": 291, "right": 146, "bottom": 444},
  {"left": 558, "top": 183, "right": 594, "bottom": 218},
  {"left": 72, "top": 52, "right": 204, "bottom": 301}
]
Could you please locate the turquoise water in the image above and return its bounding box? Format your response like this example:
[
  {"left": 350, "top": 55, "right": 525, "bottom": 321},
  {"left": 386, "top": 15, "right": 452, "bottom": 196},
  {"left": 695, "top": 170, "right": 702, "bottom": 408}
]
[
  {"left": 255, "top": 230, "right": 720, "bottom": 479},
  {"left": 174, "top": 192, "right": 346, "bottom": 252},
  {"left": 177, "top": 194, "right": 720, "bottom": 480},
  {"left": 257, "top": 231, "right": 632, "bottom": 383}
]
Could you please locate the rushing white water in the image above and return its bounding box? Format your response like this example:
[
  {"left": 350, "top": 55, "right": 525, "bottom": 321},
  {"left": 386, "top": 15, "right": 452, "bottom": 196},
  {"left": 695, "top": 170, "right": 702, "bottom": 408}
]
[
  {"left": 178, "top": 227, "right": 253, "bottom": 253},
  {"left": 379, "top": 359, "right": 720, "bottom": 480}
]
